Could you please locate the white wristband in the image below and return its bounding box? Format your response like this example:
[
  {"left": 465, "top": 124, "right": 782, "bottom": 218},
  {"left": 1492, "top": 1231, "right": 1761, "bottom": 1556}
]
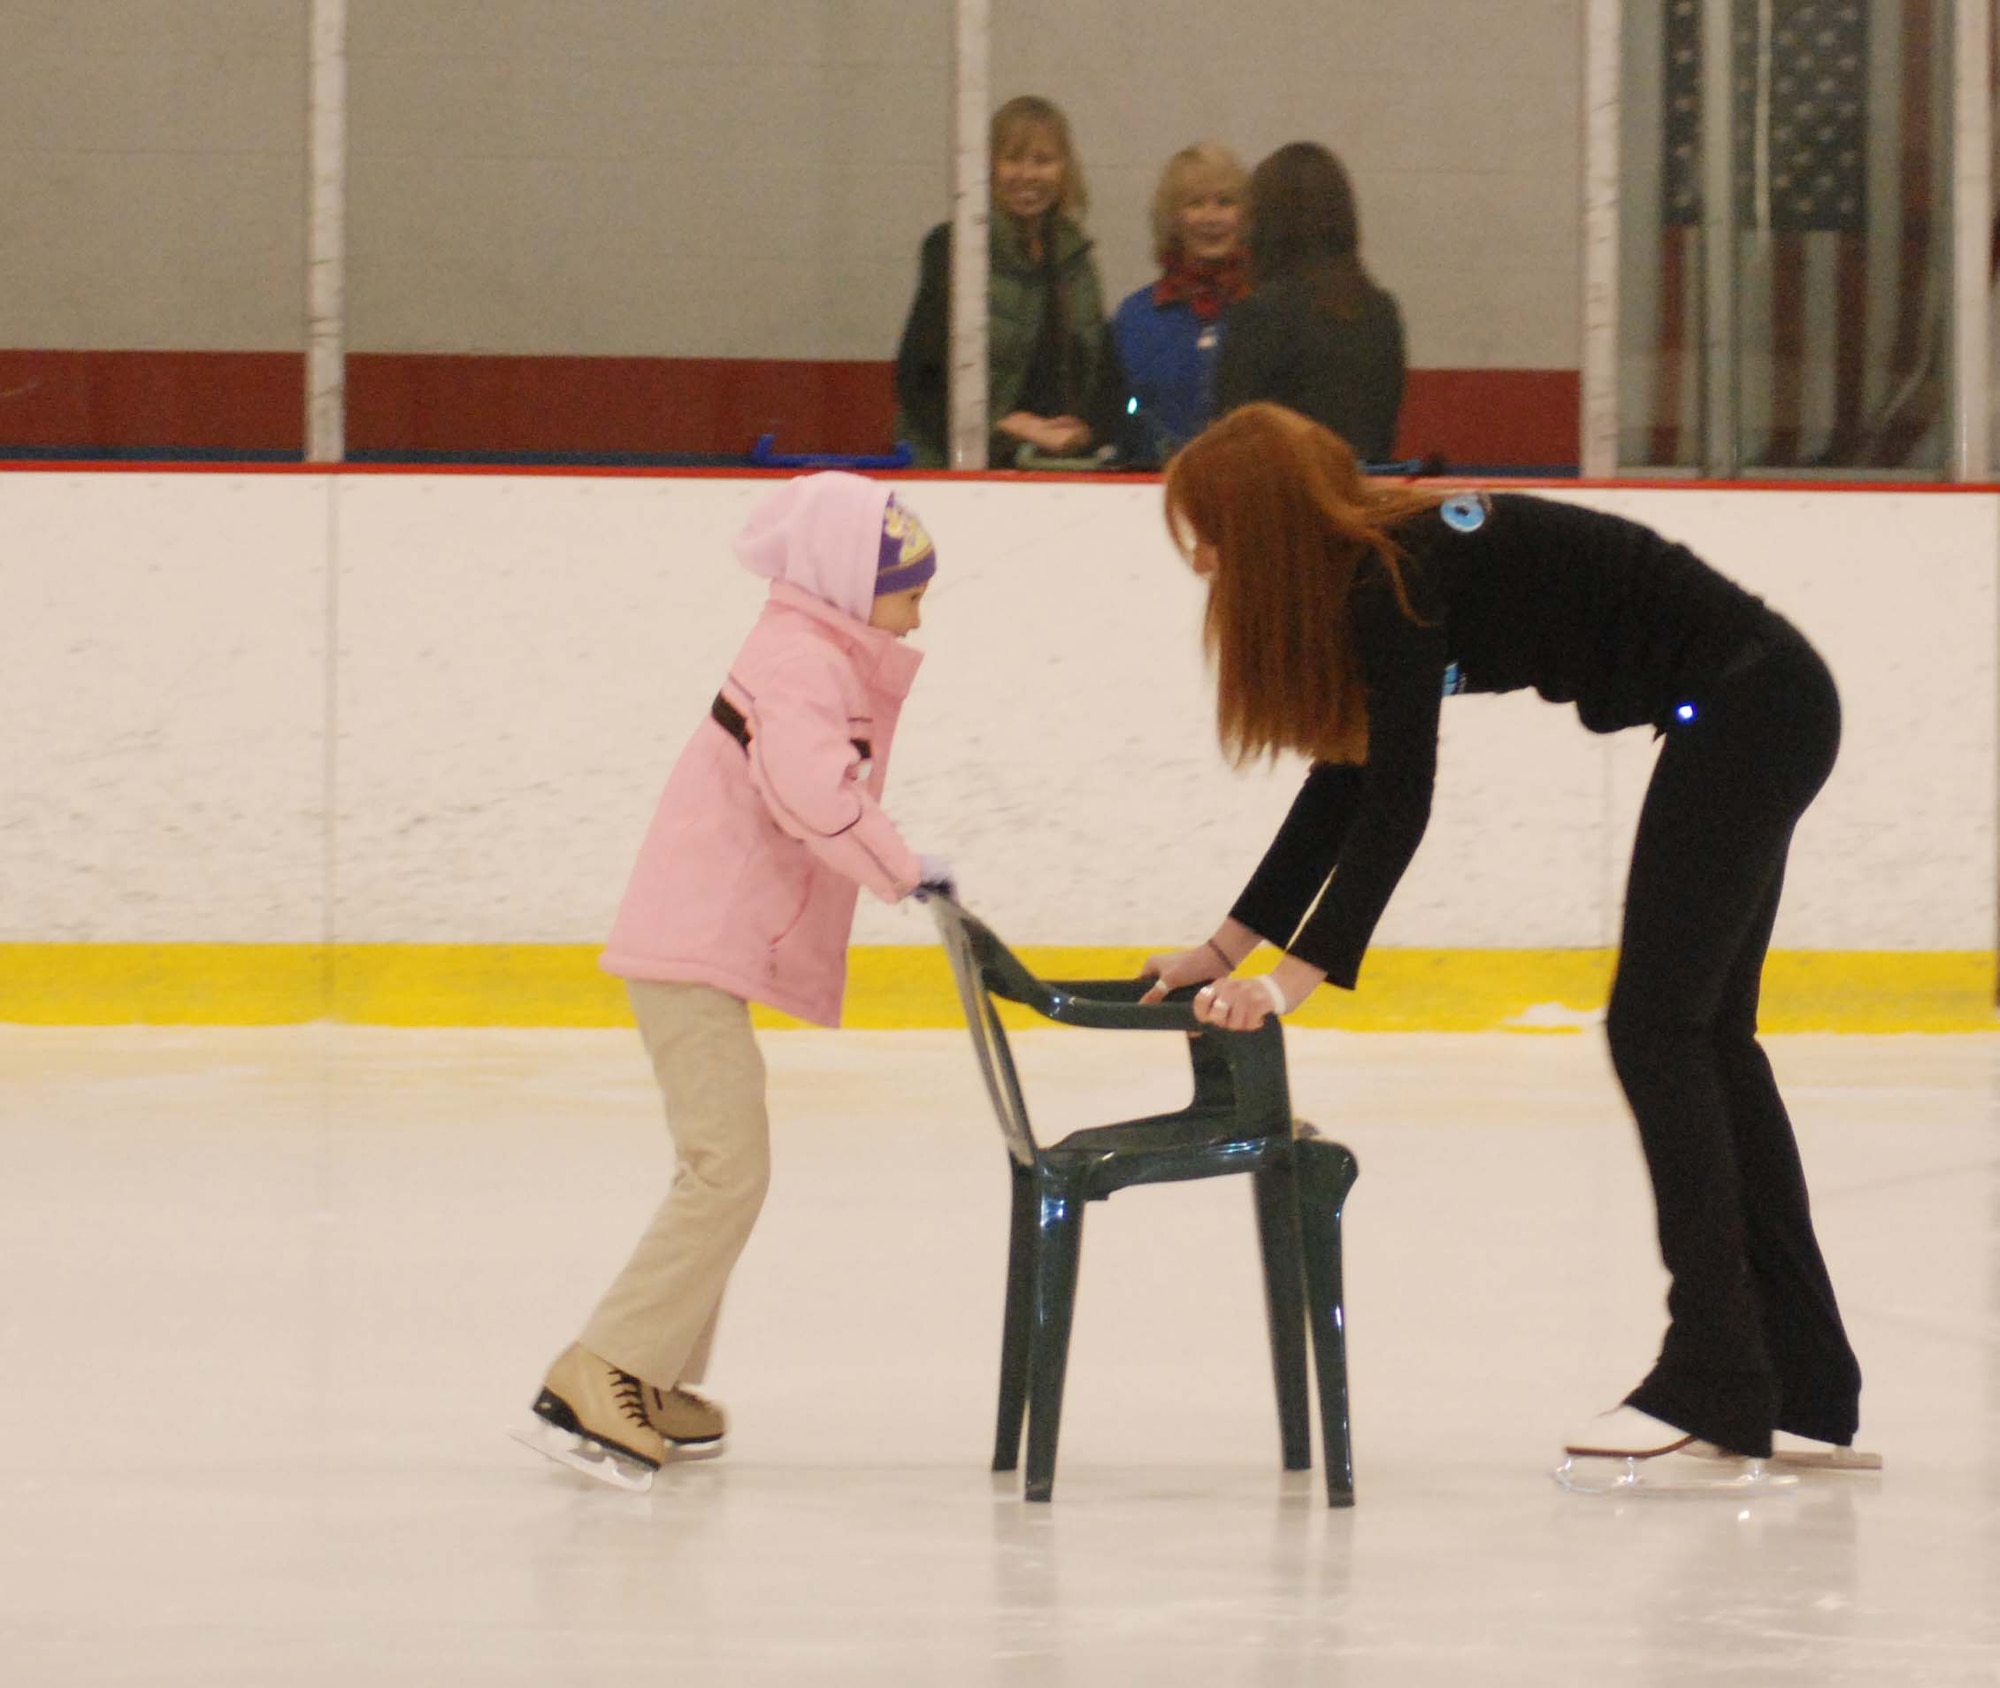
[{"left": 1250, "top": 974, "right": 1288, "bottom": 1016}]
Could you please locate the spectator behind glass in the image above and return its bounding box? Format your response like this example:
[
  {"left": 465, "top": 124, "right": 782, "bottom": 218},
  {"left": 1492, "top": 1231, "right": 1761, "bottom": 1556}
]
[
  {"left": 1111, "top": 141, "right": 1251, "bottom": 466},
  {"left": 893, "top": 95, "right": 1121, "bottom": 469},
  {"left": 1212, "top": 142, "right": 1405, "bottom": 464}
]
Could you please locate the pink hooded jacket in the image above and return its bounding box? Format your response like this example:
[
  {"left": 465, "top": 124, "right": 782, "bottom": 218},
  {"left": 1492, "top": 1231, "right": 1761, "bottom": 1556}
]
[{"left": 601, "top": 473, "right": 927, "bottom": 1027}]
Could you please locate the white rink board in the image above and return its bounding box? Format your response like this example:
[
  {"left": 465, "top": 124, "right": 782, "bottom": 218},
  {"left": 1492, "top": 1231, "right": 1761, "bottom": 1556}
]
[
  {"left": 0, "top": 472, "right": 331, "bottom": 943},
  {"left": 331, "top": 474, "right": 770, "bottom": 944},
  {"left": 3, "top": 471, "right": 1994, "bottom": 951},
  {"left": 1551, "top": 488, "right": 2000, "bottom": 954}
]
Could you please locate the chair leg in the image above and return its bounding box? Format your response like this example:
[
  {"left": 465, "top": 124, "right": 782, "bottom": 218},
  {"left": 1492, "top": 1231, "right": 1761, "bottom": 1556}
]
[
  {"left": 1023, "top": 1175, "right": 1085, "bottom": 1503},
  {"left": 993, "top": 1160, "right": 1037, "bottom": 1473},
  {"left": 1253, "top": 1160, "right": 1313, "bottom": 1472},
  {"left": 1297, "top": 1136, "right": 1360, "bottom": 1507}
]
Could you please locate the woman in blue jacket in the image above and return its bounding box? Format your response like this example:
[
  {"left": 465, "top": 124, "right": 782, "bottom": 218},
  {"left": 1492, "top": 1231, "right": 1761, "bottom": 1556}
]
[{"left": 1110, "top": 141, "right": 1250, "bottom": 467}]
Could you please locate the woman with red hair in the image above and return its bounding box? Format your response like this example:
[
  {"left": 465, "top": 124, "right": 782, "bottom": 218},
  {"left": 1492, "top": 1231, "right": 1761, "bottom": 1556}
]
[{"left": 1143, "top": 402, "right": 1872, "bottom": 1478}]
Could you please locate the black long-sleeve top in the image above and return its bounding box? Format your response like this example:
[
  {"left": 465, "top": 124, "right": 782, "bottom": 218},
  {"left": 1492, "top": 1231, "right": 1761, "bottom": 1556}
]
[
  {"left": 1212, "top": 271, "right": 1406, "bottom": 463},
  {"left": 1230, "top": 492, "right": 1777, "bottom": 988}
]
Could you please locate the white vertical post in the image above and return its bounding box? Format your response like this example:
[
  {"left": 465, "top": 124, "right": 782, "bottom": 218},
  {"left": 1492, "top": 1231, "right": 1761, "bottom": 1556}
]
[
  {"left": 1700, "top": 0, "right": 1738, "bottom": 476},
  {"left": 1581, "top": 0, "right": 1623, "bottom": 478},
  {"left": 1951, "top": 0, "right": 1991, "bottom": 480},
  {"left": 949, "top": 0, "right": 990, "bottom": 471},
  {"left": 306, "top": 0, "right": 347, "bottom": 464}
]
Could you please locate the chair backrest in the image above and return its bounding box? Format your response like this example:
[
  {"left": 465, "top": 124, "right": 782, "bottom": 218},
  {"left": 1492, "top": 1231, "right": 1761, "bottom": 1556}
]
[{"left": 929, "top": 898, "right": 1043, "bottom": 1167}]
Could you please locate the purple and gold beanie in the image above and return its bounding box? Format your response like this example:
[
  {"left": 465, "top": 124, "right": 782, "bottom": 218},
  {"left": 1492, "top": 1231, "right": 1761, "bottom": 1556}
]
[{"left": 876, "top": 495, "right": 937, "bottom": 596}]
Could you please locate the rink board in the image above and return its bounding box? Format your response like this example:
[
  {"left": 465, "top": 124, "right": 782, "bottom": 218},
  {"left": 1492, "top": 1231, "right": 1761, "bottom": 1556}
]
[{"left": 2, "top": 468, "right": 1996, "bottom": 1028}]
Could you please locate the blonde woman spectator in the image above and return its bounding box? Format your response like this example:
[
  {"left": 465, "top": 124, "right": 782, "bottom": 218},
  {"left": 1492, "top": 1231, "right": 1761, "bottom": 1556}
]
[
  {"left": 894, "top": 96, "right": 1121, "bottom": 468},
  {"left": 1111, "top": 141, "right": 1251, "bottom": 464}
]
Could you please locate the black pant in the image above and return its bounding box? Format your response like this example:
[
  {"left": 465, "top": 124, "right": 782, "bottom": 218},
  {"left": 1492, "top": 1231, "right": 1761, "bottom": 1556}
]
[{"left": 1605, "top": 623, "right": 1860, "bottom": 1457}]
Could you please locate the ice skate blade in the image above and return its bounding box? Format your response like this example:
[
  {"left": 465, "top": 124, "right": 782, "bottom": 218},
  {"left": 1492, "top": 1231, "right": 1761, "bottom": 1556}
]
[
  {"left": 1689, "top": 1439, "right": 1882, "bottom": 1473},
  {"left": 1553, "top": 1451, "right": 1800, "bottom": 1497},
  {"left": 1771, "top": 1447, "right": 1881, "bottom": 1473},
  {"left": 511, "top": 1419, "right": 657, "bottom": 1493}
]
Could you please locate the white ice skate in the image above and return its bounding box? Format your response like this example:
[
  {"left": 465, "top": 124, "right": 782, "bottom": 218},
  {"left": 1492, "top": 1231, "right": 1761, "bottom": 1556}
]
[{"left": 1552, "top": 1406, "right": 1800, "bottom": 1496}]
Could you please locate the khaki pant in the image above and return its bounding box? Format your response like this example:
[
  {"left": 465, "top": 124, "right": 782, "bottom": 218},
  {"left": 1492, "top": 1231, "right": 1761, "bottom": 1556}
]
[{"left": 581, "top": 980, "right": 770, "bottom": 1388}]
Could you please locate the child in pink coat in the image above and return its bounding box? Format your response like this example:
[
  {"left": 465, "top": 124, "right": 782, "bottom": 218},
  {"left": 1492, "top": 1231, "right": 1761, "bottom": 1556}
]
[{"left": 518, "top": 471, "right": 947, "bottom": 1491}]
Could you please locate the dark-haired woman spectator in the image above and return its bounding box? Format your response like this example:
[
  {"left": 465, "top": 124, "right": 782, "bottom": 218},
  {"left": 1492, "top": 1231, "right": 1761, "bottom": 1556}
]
[
  {"left": 893, "top": 95, "right": 1121, "bottom": 469},
  {"left": 1111, "top": 141, "right": 1251, "bottom": 465},
  {"left": 1213, "top": 142, "right": 1405, "bottom": 463}
]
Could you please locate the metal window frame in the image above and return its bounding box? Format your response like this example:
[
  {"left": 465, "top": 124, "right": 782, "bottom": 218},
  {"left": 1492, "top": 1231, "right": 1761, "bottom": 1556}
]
[
  {"left": 949, "top": 1, "right": 992, "bottom": 471},
  {"left": 306, "top": 0, "right": 346, "bottom": 465},
  {"left": 1950, "top": 0, "right": 1990, "bottom": 481}
]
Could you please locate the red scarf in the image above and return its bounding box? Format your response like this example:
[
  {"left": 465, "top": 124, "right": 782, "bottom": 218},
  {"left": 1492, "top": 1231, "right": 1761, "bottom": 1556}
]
[{"left": 1151, "top": 251, "right": 1250, "bottom": 321}]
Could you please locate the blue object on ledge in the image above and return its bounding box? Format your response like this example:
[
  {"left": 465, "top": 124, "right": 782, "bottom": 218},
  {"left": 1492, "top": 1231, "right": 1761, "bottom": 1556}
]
[{"left": 749, "top": 434, "right": 915, "bottom": 471}]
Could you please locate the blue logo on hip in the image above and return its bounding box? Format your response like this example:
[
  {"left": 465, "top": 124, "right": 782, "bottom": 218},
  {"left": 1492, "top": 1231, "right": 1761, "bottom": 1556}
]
[{"left": 1440, "top": 492, "right": 1489, "bottom": 534}]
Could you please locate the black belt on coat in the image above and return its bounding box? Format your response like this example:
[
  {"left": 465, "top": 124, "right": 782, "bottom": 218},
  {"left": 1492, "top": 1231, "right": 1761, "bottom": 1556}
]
[{"left": 712, "top": 693, "right": 871, "bottom": 763}]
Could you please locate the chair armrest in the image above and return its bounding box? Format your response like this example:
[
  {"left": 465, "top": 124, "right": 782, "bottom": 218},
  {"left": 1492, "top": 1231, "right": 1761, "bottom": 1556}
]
[
  {"left": 1038, "top": 979, "right": 1253, "bottom": 1111},
  {"left": 1030, "top": 980, "right": 1202, "bottom": 1032},
  {"left": 1041, "top": 976, "right": 1155, "bottom": 1003}
]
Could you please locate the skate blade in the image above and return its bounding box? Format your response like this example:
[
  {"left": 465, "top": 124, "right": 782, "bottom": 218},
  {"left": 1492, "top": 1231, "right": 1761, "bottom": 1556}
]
[
  {"left": 1553, "top": 1450, "right": 1800, "bottom": 1497},
  {"left": 511, "top": 1419, "right": 656, "bottom": 1493},
  {"left": 1770, "top": 1447, "right": 1882, "bottom": 1472},
  {"left": 1689, "top": 1439, "right": 1883, "bottom": 1473}
]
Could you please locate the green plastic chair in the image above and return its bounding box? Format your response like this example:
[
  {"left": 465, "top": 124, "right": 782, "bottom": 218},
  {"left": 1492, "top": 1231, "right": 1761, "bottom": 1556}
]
[{"left": 929, "top": 896, "right": 1360, "bottom": 1506}]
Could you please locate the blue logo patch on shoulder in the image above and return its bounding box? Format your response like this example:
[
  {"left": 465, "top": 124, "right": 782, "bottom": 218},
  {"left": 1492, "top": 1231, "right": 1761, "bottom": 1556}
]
[{"left": 1440, "top": 492, "right": 1489, "bottom": 534}]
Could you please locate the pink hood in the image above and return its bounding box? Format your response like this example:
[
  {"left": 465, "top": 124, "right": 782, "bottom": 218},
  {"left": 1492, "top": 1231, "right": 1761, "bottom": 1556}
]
[{"left": 734, "top": 471, "right": 889, "bottom": 622}]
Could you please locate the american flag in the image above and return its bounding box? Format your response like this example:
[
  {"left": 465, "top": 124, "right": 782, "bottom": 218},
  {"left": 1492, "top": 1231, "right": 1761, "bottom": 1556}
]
[{"left": 1650, "top": 0, "right": 1941, "bottom": 468}]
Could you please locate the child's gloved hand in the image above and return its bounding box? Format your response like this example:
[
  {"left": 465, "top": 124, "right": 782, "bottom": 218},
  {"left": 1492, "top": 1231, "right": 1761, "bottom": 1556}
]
[
  {"left": 1138, "top": 941, "right": 1233, "bottom": 1003},
  {"left": 912, "top": 854, "right": 957, "bottom": 902}
]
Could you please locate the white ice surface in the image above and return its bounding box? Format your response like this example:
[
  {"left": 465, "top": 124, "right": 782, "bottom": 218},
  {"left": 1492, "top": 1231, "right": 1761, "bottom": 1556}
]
[{"left": 0, "top": 1026, "right": 1995, "bottom": 1685}]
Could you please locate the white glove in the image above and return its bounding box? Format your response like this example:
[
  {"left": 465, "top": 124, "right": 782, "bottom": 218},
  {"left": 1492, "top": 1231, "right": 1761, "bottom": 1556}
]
[{"left": 912, "top": 854, "right": 957, "bottom": 902}]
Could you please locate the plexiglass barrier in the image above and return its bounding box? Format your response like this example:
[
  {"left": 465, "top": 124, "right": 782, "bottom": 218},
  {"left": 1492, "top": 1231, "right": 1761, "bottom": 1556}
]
[
  {"left": 1618, "top": 0, "right": 1957, "bottom": 475},
  {"left": 0, "top": 1, "right": 1983, "bottom": 475}
]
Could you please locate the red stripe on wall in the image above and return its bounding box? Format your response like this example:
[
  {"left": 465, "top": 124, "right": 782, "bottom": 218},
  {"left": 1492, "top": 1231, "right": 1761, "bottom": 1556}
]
[
  {"left": 1393, "top": 368, "right": 1579, "bottom": 468},
  {"left": 0, "top": 350, "right": 303, "bottom": 453},
  {"left": 0, "top": 351, "right": 1580, "bottom": 468},
  {"left": 347, "top": 354, "right": 900, "bottom": 458}
]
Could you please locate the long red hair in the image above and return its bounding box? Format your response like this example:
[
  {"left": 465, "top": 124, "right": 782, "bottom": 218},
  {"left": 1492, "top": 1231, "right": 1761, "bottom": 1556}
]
[{"left": 1163, "top": 403, "right": 1444, "bottom": 765}]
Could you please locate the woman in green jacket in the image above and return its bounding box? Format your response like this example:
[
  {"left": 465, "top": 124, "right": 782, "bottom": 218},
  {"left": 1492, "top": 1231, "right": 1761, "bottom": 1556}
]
[{"left": 893, "top": 96, "right": 1122, "bottom": 469}]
